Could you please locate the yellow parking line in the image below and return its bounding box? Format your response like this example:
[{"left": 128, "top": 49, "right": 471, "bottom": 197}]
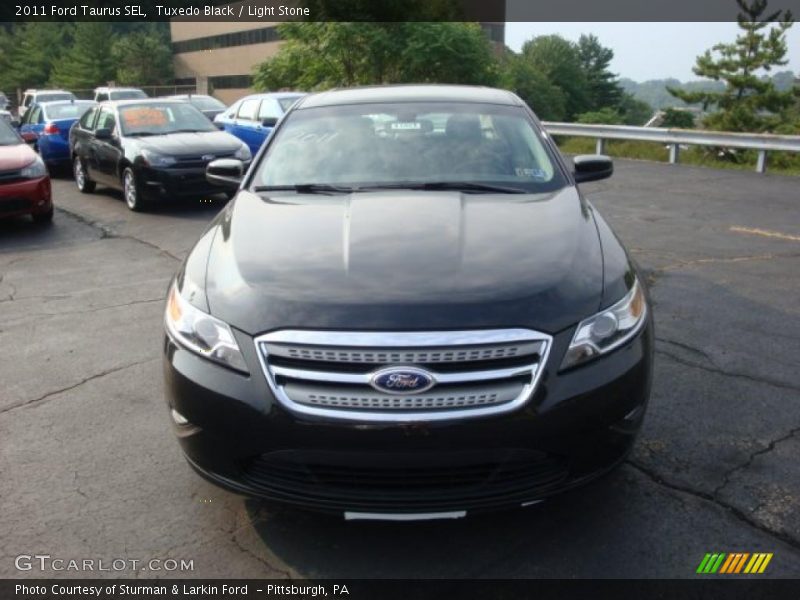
[
  {"left": 730, "top": 226, "right": 800, "bottom": 242},
  {"left": 758, "top": 553, "right": 774, "bottom": 573}
]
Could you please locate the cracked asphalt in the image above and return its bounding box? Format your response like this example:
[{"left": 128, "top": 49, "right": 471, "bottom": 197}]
[{"left": 1, "top": 160, "right": 798, "bottom": 579}]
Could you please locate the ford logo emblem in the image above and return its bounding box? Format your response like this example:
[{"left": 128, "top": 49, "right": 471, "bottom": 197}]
[{"left": 369, "top": 367, "right": 436, "bottom": 395}]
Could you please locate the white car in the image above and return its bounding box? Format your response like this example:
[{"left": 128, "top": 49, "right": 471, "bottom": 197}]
[{"left": 18, "top": 89, "right": 76, "bottom": 119}]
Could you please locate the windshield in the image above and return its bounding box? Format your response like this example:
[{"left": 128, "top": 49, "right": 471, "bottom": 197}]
[
  {"left": 110, "top": 90, "right": 147, "bottom": 100},
  {"left": 36, "top": 93, "right": 75, "bottom": 103},
  {"left": 118, "top": 103, "right": 217, "bottom": 135},
  {"left": 253, "top": 102, "right": 565, "bottom": 193},
  {"left": 188, "top": 96, "right": 225, "bottom": 110},
  {"left": 43, "top": 102, "right": 95, "bottom": 120},
  {"left": 0, "top": 118, "right": 22, "bottom": 145}
]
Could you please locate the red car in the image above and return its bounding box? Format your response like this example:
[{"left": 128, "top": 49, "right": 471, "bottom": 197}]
[{"left": 0, "top": 118, "right": 52, "bottom": 223}]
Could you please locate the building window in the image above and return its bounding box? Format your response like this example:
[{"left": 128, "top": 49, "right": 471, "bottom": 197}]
[
  {"left": 209, "top": 75, "right": 253, "bottom": 90},
  {"left": 173, "top": 26, "right": 281, "bottom": 54}
]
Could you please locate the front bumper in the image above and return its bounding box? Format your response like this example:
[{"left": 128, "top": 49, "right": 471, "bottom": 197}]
[
  {"left": 163, "top": 318, "right": 654, "bottom": 515},
  {"left": 139, "top": 162, "right": 249, "bottom": 199},
  {"left": 0, "top": 176, "right": 52, "bottom": 218}
]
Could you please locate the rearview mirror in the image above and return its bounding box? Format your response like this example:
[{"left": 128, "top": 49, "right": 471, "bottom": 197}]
[
  {"left": 573, "top": 155, "right": 613, "bottom": 184},
  {"left": 94, "top": 128, "right": 112, "bottom": 140},
  {"left": 206, "top": 158, "right": 244, "bottom": 190},
  {"left": 261, "top": 117, "right": 278, "bottom": 128}
]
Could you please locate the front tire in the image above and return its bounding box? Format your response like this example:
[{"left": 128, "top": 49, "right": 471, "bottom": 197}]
[
  {"left": 32, "top": 206, "right": 54, "bottom": 224},
  {"left": 74, "top": 156, "right": 95, "bottom": 193},
  {"left": 123, "top": 168, "right": 148, "bottom": 212}
]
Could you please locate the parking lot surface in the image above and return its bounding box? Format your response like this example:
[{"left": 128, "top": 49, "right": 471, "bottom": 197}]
[{"left": 1, "top": 160, "right": 799, "bottom": 578}]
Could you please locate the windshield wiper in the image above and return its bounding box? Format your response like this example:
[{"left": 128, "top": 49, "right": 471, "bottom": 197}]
[
  {"left": 126, "top": 131, "right": 163, "bottom": 137},
  {"left": 171, "top": 129, "right": 213, "bottom": 134},
  {"left": 359, "top": 181, "right": 528, "bottom": 194},
  {"left": 252, "top": 184, "right": 355, "bottom": 195}
]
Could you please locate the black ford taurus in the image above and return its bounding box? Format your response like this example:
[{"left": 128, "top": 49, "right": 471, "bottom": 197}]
[
  {"left": 69, "top": 99, "right": 251, "bottom": 211},
  {"left": 163, "top": 85, "right": 654, "bottom": 520}
]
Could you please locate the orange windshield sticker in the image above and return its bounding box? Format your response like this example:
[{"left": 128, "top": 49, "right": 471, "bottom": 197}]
[{"left": 121, "top": 108, "right": 168, "bottom": 129}]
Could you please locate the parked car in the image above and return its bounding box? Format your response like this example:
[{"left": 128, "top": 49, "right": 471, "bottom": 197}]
[
  {"left": 168, "top": 94, "right": 227, "bottom": 121},
  {"left": 93, "top": 87, "right": 148, "bottom": 102},
  {"left": 18, "top": 89, "right": 76, "bottom": 120},
  {"left": 213, "top": 91, "right": 305, "bottom": 155},
  {"left": 69, "top": 99, "right": 251, "bottom": 211},
  {"left": 0, "top": 117, "right": 52, "bottom": 223},
  {"left": 163, "top": 85, "right": 654, "bottom": 518},
  {"left": 18, "top": 100, "right": 96, "bottom": 168}
]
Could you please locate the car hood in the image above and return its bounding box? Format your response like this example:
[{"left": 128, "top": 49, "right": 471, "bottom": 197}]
[
  {"left": 203, "top": 188, "right": 604, "bottom": 335},
  {"left": 138, "top": 131, "right": 242, "bottom": 156},
  {"left": 0, "top": 143, "right": 37, "bottom": 170}
]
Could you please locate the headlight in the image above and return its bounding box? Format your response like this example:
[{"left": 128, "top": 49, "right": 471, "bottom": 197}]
[
  {"left": 561, "top": 278, "right": 647, "bottom": 370},
  {"left": 234, "top": 144, "right": 251, "bottom": 161},
  {"left": 142, "top": 149, "right": 176, "bottom": 167},
  {"left": 20, "top": 156, "right": 47, "bottom": 179},
  {"left": 165, "top": 283, "right": 249, "bottom": 374}
]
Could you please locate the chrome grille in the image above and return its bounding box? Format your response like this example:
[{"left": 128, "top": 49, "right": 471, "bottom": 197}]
[
  {"left": 255, "top": 329, "right": 551, "bottom": 423},
  {"left": 264, "top": 341, "right": 540, "bottom": 364}
]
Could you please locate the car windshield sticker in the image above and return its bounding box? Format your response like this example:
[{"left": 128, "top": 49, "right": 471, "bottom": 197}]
[
  {"left": 515, "top": 167, "right": 548, "bottom": 180},
  {"left": 121, "top": 108, "right": 168, "bottom": 129}
]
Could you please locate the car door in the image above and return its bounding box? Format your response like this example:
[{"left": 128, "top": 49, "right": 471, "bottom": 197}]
[
  {"left": 90, "top": 107, "right": 123, "bottom": 186},
  {"left": 230, "top": 97, "right": 263, "bottom": 155},
  {"left": 254, "top": 97, "right": 282, "bottom": 150},
  {"left": 19, "top": 104, "right": 43, "bottom": 145}
]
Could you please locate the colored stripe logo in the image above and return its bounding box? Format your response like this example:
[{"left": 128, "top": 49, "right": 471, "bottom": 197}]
[{"left": 696, "top": 552, "right": 773, "bottom": 574}]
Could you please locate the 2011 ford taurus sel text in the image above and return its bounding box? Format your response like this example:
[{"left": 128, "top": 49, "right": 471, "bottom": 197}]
[{"left": 163, "top": 85, "right": 654, "bottom": 519}]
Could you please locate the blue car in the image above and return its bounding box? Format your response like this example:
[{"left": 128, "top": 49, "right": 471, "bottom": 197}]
[
  {"left": 214, "top": 92, "right": 305, "bottom": 155},
  {"left": 19, "top": 100, "right": 96, "bottom": 168}
]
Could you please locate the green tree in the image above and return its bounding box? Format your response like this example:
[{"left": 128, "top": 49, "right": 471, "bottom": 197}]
[
  {"left": 661, "top": 108, "right": 696, "bottom": 128},
  {"left": 577, "top": 34, "right": 622, "bottom": 110},
  {"left": 0, "top": 23, "right": 69, "bottom": 92},
  {"left": 576, "top": 107, "right": 623, "bottom": 125},
  {"left": 111, "top": 25, "right": 173, "bottom": 86},
  {"left": 499, "top": 51, "right": 566, "bottom": 121},
  {"left": 520, "top": 35, "right": 591, "bottom": 120},
  {"left": 668, "top": 0, "right": 795, "bottom": 132},
  {"left": 253, "top": 22, "right": 497, "bottom": 91},
  {"left": 50, "top": 22, "right": 116, "bottom": 90},
  {"left": 617, "top": 92, "right": 653, "bottom": 125}
]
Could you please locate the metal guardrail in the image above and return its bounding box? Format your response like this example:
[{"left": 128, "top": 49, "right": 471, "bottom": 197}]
[{"left": 542, "top": 122, "right": 800, "bottom": 174}]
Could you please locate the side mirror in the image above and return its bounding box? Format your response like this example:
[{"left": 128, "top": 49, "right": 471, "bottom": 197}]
[
  {"left": 20, "top": 131, "right": 38, "bottom": 144},
  {"left": 261, "top": 117, "right": 278, "bottom": 128},
  {"left": 206, "top": 158, "right": 244, "bottom": 190},
  {"left": 94, "top": 128, "right": 112, "bottom": 140},
  {"left": 573, "top": 155, "right": 613, "bottom": 184}
]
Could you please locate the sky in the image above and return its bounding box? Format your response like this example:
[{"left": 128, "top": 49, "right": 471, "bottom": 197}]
[{"left": 505, "top": 22, "right": 800, "bottom": 82}]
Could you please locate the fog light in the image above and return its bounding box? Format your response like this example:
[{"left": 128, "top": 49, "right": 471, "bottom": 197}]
[{"left": 170, "top": 408, "right": 190, "bottom": 426}]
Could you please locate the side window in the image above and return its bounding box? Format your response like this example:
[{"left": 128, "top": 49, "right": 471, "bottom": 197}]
[
  {"left": 257, "top": 98, "right": 281, "bottom": 120},
  {"left": 237, "top": 98, "right": 260, "bottom": 121},
  {"left": 96, "top": 108, "right": 116, "bottom": 133},
  {"left": 33, "top": 106, "right": 43, "bottom": 124},
  {"left": 22, "top": 95, "right": 32, "bottom": 108},
  {"left": 96, "top": 92, "right": 109, "bottom": 102},
  {"left": 80, "top": 108, "right": 98, "bottom": 131}
]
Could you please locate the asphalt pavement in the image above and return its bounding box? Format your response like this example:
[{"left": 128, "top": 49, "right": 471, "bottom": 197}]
[{"left": 1, "top": 160, "right": 799, "bottom": 578}]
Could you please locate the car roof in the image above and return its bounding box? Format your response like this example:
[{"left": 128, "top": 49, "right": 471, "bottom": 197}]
[
  {"left": 95, "top": 87, "right": 143, "bottom": 92},
  {"left": 168, "top": 94, "right": 215, "bottom": 99},
  {"left": 297, "top": 85, "right": 522, "bottom": 109},
  {"left": 31, "top": 89, "right": 74, "bottom": 96},
  {"left": 239, "top": 92, "right": 305, "bottom": 102},
  {"left": 38, "top": 99, "right": 95, "bottom": 106},
  {"left": 101, "top": 98, "right": 185, "bottom": 108}
]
